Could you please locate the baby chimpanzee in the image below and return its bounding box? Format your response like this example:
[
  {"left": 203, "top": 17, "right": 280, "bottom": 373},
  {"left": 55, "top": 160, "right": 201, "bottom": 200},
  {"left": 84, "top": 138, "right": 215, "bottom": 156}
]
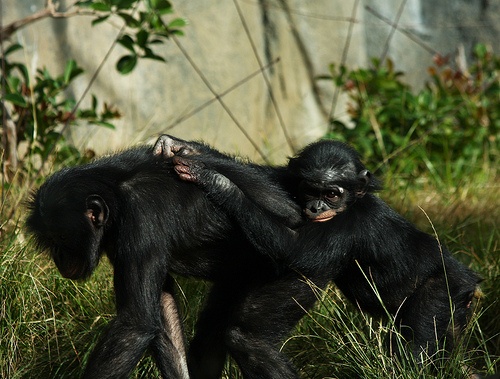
[{"left": 166, "top": 138, "right": 481, "bottom": 362}]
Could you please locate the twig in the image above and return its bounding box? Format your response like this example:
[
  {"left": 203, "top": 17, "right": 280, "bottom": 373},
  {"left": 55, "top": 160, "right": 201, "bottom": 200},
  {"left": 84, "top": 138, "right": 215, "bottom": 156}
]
[
  {"left": 171, "top": 35, "right": 271, "bottom": 164},
  {"left": 28, "top": 2, "right": 134, "bottom": 188},
  {"left": 0, "top": 0, "right": 95, "bottom": 42},
  {"left": 329, "top": 0, "right": 360, "bottom": 121},
  {"left": 365, "top": 5, "right": 438, "bottom": 57},
  {"left": 233, "top": 0, "right": 295, "bottom": 154},
  {"left": 164, "top": 58, "right": 281, "bottom": 132},
  {"left": 277, "top": 0, "right": 329, "bottom": 119},
  {"left": 379, "top": 0, "right": 408, "bottom": 64}
]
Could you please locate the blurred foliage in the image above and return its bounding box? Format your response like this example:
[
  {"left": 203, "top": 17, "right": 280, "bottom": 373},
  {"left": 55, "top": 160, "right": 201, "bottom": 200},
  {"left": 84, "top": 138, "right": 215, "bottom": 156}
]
[
  {"left": 1, "top": 44, "right": 120, "bottom": 167},
  {"left": 1, "top": 0, "right": 185, "bottom": 173},
  {"left": 77, "top": 0, "right": 186, "bottom": 74},
  {"left": 322, "top": 44, "right": 499, "bottom": 187}
]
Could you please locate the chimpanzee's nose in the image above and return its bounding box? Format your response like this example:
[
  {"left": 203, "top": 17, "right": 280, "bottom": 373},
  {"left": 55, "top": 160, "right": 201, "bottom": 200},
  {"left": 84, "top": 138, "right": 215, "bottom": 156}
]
[{"left": 309, "top": 201, "right": 327, "bottom": 215}]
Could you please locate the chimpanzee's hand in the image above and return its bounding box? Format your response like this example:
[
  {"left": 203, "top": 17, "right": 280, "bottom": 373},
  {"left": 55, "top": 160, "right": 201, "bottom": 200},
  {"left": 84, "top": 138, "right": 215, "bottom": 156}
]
[
  {"left": 172, "top": 156, "right": 206, "bottom": 183},
  {"left": 173, "top": 156, "right": 234, "bottom": 194},
  {"left": 153, "top": 135, "right": 198, "bottom": 158}
]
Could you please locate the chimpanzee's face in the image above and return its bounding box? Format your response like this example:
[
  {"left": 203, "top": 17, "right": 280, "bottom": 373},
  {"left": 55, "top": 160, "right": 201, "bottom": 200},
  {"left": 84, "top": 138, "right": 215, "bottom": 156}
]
[
  {"left": 298, "top": 179, "right": 349, "bottom": 222},
  {"left": 26, "top": 183, "right": 108, "bottom": 280},
  {"left": 288, "top": 141, "right": 373, "bottom": 223},
  {"left": 298, "top": 169, "right": 372, "bottom": 222}
]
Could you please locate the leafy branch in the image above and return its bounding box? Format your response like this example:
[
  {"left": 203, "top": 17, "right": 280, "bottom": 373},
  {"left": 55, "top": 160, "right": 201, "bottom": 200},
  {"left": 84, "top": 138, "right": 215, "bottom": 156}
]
[
  {"left": 0, "top": 0, "right": 94, "bottom": 42},
  {"left": 1, "top": 0, "right": 186, "bottom": 181}
]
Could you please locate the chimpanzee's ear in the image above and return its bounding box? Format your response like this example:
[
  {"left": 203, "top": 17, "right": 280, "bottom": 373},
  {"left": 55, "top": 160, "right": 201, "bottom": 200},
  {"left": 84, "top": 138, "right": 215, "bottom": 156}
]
[
  {"left": 85, "top": 195, "right": 109, "bottom": 228},
  {"left": 355, "top": 169, "right": 371, "bottom": 198}
]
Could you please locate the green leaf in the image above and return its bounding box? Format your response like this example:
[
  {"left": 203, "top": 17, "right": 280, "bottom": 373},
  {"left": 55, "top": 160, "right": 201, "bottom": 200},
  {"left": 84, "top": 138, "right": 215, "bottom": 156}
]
[
  {"left": 78, "top": 109, "right": 98, "bottom": 118},
  {"left": 63, "top": 60, "right": 84, "bottom": 84},
  {"left": 5, "top": 93, "right": 27, "bottom": 107},
  {"left": 136, "top": 29, "right": 149, "bottom": 48},
  {"left": 91, "top": 94, "right": 98, "bottom": 111},
  {"left": 4, "top": 43, "right": 23, "bottom": 56},
  {"left": 143, "top": 48, "right": 165, "bottom": 62},
  {"left": 169, "top": 29, "right": 184, "bottom": 37},
  {"left": 93, "top": 121, "right": 116, "bottom": 129},
  {"left": 114, "top": 0, "right": 137, "bottom": 9},
  {"left": 474, "top": 43, "right": 487, "bottom": 59},
  {"left": 139, "top": 11, "right": 148, "bottom": 23},
  {"left": 76, "top": 0, "right": 94, "bottom": 7},
  {"left": 13, "top": 63, "right": 31, "bottom": 86},
  {"left": 117, "top": 12, "right": 141, "bottom": 28},
  {"left": 7, "top": 76, "right": 21, "bottom": 91},
  {"left": 116, "top": 54, "right": 138, "bottom": 74},
  {"left": 149, "top": 38, "right": 164, "bottom": 45},
  {"left": 149, "top": 0, "right": 172, "bottom": 13},
  {"left": 91, "top": 15, "right": 110, "bottom": 26},
  {"left": 90, "top": 2, "right": 112, "bottom": 11},
  {"left": 117, "top": 35, "right": 135, "bottom": 52},
  {"left": 148, "top": 14, "right": 164, "bottom": 30},
  {"left": 168, "top": 18, "right": 187, "bottom": 28}
]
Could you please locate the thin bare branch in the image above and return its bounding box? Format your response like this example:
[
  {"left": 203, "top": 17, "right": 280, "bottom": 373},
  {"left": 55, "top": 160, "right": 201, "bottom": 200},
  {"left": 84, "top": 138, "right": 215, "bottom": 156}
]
[
  {"left": 171, "top": 35, "right": 271, "bottom": 164},
  {"left": 329, "top": 0, "right": 360, "bottom": 121},
  {"left": 164, "top": 58, "right": 280, "bottom": 132},
  {"left": 277, "top": 0, "right": 329, "bottom": 119},
  {"left": 379, "top": 0, "right": 408, "bottom": 64},
  {"left": 233, "top": 0, "right": 295, "bottom": 153},
  {"left": 1, "top": 0, "right": 96, "bottom": 41},
  {"left": 365, "top": 5, "right": 439, "bottom": 57}
]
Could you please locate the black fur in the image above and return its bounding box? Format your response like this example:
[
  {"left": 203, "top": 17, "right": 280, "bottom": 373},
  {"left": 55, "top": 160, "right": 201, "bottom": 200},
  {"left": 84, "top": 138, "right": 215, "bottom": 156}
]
[
  {"left": 173, "top": 139, "right": 481, "bottom": 363},
  {"left": 26, "top": 142, "right": 306, "bottom": 379}
]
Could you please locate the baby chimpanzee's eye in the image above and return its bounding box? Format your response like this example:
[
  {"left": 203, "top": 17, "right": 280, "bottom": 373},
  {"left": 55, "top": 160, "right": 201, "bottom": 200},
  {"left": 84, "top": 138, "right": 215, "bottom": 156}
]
[{"left": 325, "top": 186, "right": 344, "bottom": 200}]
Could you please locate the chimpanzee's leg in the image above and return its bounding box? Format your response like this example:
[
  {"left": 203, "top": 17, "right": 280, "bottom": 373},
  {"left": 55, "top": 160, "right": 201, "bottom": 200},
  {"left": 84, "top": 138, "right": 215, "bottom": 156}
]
[
  {"left": 188, "top": 281, "right": 250, "bottom": 379},
  {"left": 150, "top": 277, "right": 190, "bottom": 379},
  {"left": 394, "top": 272, "right": 478, "bottom": 363},
  {"left": 83, "top": 308, "right": 161, "bottom": 378},
  {"left": 83, "top": 260, "right": 187, "bottom": 378},
  {"left": 225, "top": 275, "right": 327, "bottom": 379}
]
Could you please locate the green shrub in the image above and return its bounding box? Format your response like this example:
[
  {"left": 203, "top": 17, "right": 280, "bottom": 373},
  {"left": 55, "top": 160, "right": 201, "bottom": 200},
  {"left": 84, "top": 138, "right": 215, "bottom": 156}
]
[
  {"left": 323, "top": 44, "right": 499, "bottom": 188},
  {"left": 1, "top": 45, "right": 120, "bottom": 168},
  {"left": 0, "top": 0, "right": 186, "bottom": 175}
]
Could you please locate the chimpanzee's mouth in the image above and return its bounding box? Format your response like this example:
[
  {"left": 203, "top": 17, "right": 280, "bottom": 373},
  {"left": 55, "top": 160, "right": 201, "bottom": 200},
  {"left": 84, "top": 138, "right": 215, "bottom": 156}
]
[{"left": 305, "top": 209, "right": 337, "bottom": 222}]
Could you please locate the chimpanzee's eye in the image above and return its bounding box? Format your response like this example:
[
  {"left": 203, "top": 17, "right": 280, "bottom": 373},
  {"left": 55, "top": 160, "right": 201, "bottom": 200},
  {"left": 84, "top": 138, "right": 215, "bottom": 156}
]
[
  {"left": 325, "top": 186, "right": 344, "bottom": 200},
  {"left": 325, "top": 192, "right": 339, "bottom": 200}
]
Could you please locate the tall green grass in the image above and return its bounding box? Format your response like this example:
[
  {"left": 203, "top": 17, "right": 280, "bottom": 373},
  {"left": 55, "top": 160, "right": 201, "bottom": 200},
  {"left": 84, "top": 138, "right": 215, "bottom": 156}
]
[
  {"left": 287, "top": 241, "right": 499, "bottom": 379},
  {"left": 1, "top": 162, "right": 498, "bottom": 378},
  {"left": 0, "top": 232, "right": 113, "bottom": 378}
]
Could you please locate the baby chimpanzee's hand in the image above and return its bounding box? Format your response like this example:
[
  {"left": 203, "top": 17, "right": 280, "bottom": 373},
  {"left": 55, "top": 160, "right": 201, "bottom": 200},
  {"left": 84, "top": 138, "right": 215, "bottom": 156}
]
[
  {"left": 172, "top": 156, "right": 205, "bottom": 183},
  {"left": 153, "top": 134, "right": 199, "bottom": 158}
]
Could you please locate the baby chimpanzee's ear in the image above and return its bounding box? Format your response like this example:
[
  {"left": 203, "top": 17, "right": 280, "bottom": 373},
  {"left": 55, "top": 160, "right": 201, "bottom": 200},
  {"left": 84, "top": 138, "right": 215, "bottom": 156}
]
[{"left": 355, "top": 169, "right": 371, "bottom": 198}]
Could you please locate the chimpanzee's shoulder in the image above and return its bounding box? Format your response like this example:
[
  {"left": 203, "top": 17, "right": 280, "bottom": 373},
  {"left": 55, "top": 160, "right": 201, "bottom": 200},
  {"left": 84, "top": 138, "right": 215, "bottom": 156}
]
[{"left": 90, "top": 145, "right": 153, "bottom": 167}]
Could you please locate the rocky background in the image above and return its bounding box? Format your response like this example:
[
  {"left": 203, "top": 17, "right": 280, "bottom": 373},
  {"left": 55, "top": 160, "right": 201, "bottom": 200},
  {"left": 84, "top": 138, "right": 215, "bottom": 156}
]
[{"left": 3, "top": 0, "right": 499, "bottom": 162}]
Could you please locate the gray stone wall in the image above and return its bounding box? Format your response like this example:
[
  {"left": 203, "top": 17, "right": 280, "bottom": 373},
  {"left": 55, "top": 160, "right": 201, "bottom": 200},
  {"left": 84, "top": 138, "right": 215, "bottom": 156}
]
[{"left": 2, "top": 0, "right": 498, "bottom": 163}]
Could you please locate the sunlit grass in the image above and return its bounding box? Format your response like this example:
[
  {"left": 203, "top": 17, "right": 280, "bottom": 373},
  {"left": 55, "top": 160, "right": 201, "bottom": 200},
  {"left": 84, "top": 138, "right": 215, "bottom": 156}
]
[{"left": 1, "top": 161, "right": 498, "bottom": 378}]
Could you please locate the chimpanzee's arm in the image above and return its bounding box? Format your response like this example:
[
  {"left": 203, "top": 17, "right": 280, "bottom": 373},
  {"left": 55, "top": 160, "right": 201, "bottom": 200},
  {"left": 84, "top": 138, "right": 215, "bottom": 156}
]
[
  {"left": 173, "top": 156, "right": 298, "bottom": 264},
  {"left": 154, "top": 134, "right": 227, "bottom": 159},
  {"left": 154, "top": 134, "right": 303, "bottom": 229}
]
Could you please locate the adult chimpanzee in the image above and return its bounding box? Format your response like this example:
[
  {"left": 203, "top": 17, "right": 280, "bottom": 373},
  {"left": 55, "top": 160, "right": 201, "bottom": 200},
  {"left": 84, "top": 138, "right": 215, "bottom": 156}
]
[
  {"left": 168, "top": 138, "right": 481, "bottom": 363},
  {"left": 26, "top": 138, "right": 311, "bottom": 379}
]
